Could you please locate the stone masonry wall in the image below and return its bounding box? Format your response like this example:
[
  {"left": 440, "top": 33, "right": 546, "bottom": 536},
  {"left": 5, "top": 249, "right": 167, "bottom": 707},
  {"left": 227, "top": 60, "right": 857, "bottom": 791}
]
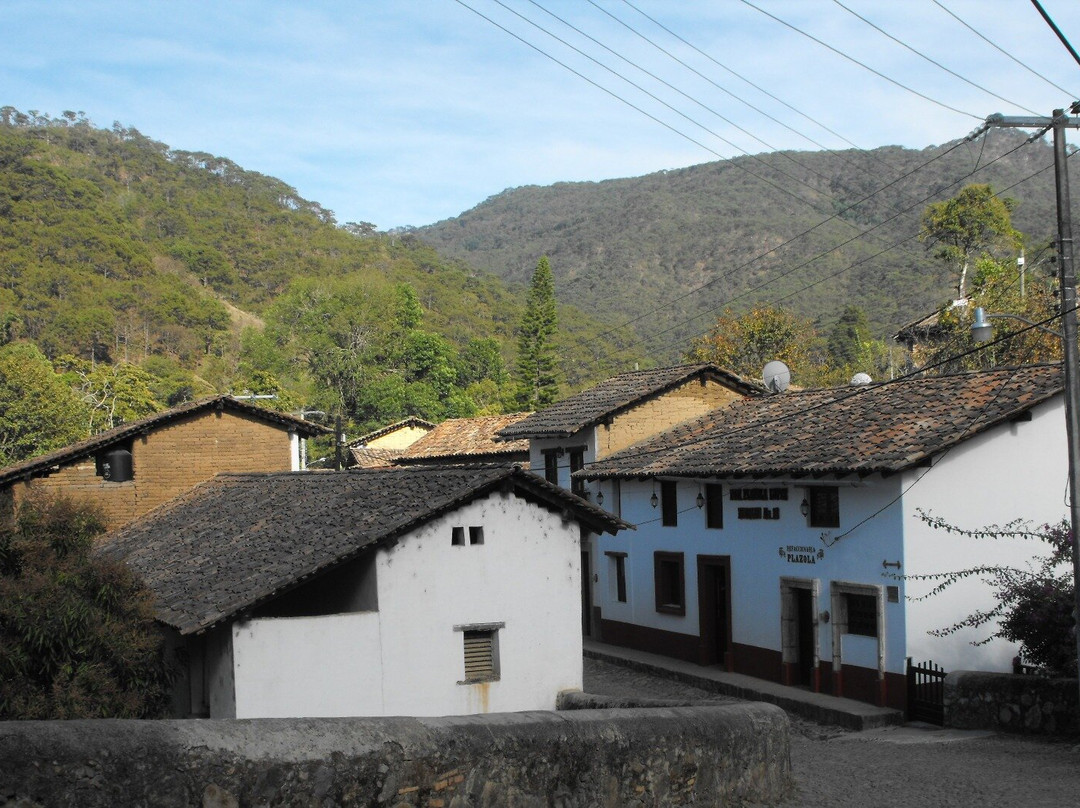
[
  {"left": 0, "top": 704, "right": 791, "bottom": 807},
  {"left": 944, "top": 671, "right": 1079, "bottom": 736},
  {"left": 10, "top": 410, "right": 294, "bottom": 533},
  {"left": 598, "top": 379, "right": 744, "bottom": 459}
]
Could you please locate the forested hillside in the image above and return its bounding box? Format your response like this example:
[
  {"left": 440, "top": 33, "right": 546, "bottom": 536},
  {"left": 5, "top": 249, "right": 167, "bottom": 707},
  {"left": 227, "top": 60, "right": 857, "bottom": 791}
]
[
  {"left": 417, "top": 130, "right": 1077, "bottom": 356},
  {"left": 0, "top": 109, "right": 638, "bottom": 463}
]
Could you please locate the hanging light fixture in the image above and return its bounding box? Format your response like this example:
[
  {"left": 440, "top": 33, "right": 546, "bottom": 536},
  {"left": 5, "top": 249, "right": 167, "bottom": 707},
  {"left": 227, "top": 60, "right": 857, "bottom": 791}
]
[
  {"left": 650, "top": 481, "right": 658, "bottom": 509},
  {"left": 696, "top": 489, "right": 705, "bottom": 509},
  {"left": 800, "top": 498, "right": 810, "bottom": 517},
  {"left": 596, "top": 489, "right": 604, "bottom": 506}
]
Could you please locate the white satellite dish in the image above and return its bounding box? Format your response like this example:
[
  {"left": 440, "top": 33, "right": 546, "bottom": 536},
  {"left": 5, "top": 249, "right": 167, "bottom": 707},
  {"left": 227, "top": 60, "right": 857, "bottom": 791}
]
[
  {"left": 762, "top": 360, "right": 791, "bottom": 393},
  {"left": 850, "top": 372, "right": 872, "bottom": 386}
]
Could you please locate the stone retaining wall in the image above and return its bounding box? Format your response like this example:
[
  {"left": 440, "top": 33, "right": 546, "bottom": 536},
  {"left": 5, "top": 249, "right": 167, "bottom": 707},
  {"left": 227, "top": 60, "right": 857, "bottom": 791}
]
[
  {"left": 944, "top": 671, "right": 1079, "bottom": 736},
  {"left": 0, "top": 704, "right": 791, "bottom": 807}
]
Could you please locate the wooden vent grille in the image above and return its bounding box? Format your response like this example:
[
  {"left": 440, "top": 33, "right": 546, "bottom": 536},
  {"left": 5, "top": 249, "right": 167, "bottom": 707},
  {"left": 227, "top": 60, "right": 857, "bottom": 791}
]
[{"left": 463, "top": 630, "right": 495, "bottom": 680}]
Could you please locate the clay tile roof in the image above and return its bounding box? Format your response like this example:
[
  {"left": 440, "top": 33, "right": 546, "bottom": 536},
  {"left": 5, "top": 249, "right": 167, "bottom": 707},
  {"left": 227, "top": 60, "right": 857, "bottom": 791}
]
[
  {"left": 496, "top": 364, "right": 762, "bottom": 440},
  {"left": 396, "top": 413, "right": 531, "bottom": 464},
  {"left": 349, "top": 447, "right": 402, "bottom": 468},
  {"left": 0, "top": 396, "right": 329, "bottom": 487},
  {"left": 98, "top": 465, "right": 629, "bottom": 636},
  {"left": 350, "top": 416, "right": 435, "bottom": 447},
  {"left": 579, "top": 364, "right": 1063, "bottom": 480}
]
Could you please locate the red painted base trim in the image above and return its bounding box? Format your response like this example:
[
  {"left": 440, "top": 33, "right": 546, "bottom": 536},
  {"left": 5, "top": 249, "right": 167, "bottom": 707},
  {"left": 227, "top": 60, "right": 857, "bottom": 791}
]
[{"left": 599, "top": 619, "right": 699, "bottom": 663}]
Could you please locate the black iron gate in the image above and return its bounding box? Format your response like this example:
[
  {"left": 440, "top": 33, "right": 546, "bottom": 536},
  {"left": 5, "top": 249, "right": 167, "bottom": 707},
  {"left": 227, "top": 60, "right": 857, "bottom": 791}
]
[{"left": 906, "top": 658, "right": 946, "bottom": 725}]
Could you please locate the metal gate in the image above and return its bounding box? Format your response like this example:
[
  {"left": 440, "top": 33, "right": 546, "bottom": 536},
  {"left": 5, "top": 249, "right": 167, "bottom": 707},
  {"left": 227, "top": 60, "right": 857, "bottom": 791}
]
[{"left": 906, "top": 658, "right": 946, "bottom": 725}]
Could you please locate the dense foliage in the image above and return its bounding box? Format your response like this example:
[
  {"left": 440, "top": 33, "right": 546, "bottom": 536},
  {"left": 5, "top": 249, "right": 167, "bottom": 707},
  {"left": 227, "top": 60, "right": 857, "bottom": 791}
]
[
  {"left": 0, "top": 494, "right": 172, "bottom": 718},
  {"left": 0, "top": 108, "right": 643, "bottom": 460},
  {"left": 419, "top": 131, "right": 1076, "bottom": 359},
  {"left": 910, "top": 515, "right": 1076, "bottom": 677}
]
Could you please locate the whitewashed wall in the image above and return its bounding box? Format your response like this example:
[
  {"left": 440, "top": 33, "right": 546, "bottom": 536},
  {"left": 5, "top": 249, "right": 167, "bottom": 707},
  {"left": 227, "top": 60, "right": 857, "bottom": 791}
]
[
  {"left": 375, "top": 490, "right": 583, "bottom": 716},
  {"left": 231, "top": 612, "right": 383, "bottom": 718},
  {"left": 596, "top": 476, "right": 908, "bottom": 675},
  {"left": 225, "top": 489, "right": 584, "bottom": 718},
  {"left": 902, "top": 397, "right": 1068, "bottom": 672}
]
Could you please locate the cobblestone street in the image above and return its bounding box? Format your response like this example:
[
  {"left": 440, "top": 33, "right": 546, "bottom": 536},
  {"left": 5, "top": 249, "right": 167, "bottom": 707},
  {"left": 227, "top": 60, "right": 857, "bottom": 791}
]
[{"left": 583, "top": 657, "right": 1080, "bottom": 807}]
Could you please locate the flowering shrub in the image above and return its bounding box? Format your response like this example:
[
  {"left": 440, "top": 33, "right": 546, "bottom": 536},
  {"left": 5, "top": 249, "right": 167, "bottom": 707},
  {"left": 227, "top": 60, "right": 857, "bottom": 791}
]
[{"left": 908, "top": 515, "right": 1076, "bottom": 677}]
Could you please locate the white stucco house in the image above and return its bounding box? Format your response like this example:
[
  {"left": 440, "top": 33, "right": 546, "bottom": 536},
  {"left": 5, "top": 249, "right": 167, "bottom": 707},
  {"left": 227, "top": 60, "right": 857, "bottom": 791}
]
[
  {"left": 517, "top": 363, "right": 1064, "bottom": 713},
  {"left": 100, "top": 464, "right": 626, "bottom": 719}
]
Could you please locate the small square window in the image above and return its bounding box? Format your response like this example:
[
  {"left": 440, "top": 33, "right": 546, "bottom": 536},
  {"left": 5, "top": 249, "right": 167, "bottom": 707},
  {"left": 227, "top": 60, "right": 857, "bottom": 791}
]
[
  {"left": 451, "top": 526, "right": 465, "bottom": 546},
  {"left": 887, "top": 585, "right": 900, "bottom": 603},
  {"left": 653, "top": 551, "right": 685, "bottom": 615},
  {"left": 846, "top": 593, "right": 878, "bottom": 637},
  {"left": 469, "top": 526, "right": 484, "bottom": 545},
  {"left": 808, "top": 487, "right": 840, "bottom": 528},
  {"left": 661, "top": 481, "right": 678, "bottom": 527}
]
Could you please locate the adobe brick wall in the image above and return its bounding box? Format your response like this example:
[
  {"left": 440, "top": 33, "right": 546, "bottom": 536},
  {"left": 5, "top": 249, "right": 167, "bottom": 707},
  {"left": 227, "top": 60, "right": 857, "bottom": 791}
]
[
  {"left": 597, "top": 379, "right": 744, "bottom": 459},
  {"left": 0, "top": 704, "right": 792, "bottom": 807},
  {"left": 9, "top": 410, "right": 295, "bottom": 532}
]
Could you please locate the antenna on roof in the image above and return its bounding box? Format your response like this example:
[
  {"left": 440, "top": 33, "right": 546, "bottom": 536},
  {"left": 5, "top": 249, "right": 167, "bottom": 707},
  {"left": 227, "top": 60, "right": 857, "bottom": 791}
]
[{"left": 762, "top": 360, "right": 791, "bottom": 394}]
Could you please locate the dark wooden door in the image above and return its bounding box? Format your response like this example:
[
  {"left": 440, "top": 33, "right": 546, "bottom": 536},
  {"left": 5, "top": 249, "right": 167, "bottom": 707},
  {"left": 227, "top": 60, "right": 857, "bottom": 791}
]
[
  {"left": 697, "top": 556, "right": 732, "bottom": 668},
  {"left": 581, "top": 550, "right": 592, "bottom": 636},
  {"left": 795, "top": 587, "right": 815, "bottom": 686}
]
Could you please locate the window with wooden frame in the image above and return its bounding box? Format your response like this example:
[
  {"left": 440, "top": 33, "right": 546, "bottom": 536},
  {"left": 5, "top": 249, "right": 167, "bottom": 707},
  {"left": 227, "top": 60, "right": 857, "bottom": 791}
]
[
  {"left": 542, "top": 449, "right": 561, "bottom": 485},
  {"left": 456, "top": 622, "right": 503, "bottom": 683},
  {"left": 845, "top": 593, "right": 878, "bottom": 637},
  {"left": 606, "top": 551, "right": 628, "bottom": 603},
  {"left": 705, "top": 483, "right": 723, "bottom": 529},
  {"left": 661, "top": 480, "right": 678, "bottom": 527},
  {"left": 808, "top": 487, "right": 840, "bottom": 528},
  {"left": 568, "top": 447, "right": 586, "bottom": 497},
  {"left": 653, "top": 551, "right": 685, "bottom": 615}
]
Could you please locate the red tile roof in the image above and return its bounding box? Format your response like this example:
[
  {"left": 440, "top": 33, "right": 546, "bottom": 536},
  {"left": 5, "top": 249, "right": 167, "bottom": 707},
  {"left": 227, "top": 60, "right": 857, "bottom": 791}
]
[
  {"left": 397, "top": 413, "right": 531, "bottom": 464},
  {"left": 497, "top": 364, "right": 761, "bottom": 440},
  {"left": 579, "top": 364, "right": 1063, "bottom": 480}
]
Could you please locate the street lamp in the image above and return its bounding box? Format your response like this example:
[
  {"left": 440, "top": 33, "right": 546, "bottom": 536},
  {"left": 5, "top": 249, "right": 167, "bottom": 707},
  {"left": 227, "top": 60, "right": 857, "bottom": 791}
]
[{"left": 970, "top": 308, "right": 1063, "bottom": 343}]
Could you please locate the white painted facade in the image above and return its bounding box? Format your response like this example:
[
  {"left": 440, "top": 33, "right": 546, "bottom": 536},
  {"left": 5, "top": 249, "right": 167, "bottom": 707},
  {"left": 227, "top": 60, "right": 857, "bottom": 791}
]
[
  {"left": 902, "top": 396, "right": 1068, "bottom": 671},
  {"left": 590, "top": 395, "right": 1068, "bottom": 701},
  {"left": 205, "top": 490, "right": 584, "bottom": 719}
]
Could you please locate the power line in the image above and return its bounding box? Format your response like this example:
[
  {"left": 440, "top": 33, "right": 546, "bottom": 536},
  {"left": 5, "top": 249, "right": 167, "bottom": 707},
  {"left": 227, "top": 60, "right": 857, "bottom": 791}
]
[
  {"left": 739, "top": 0, "right": 983, "bottom": 121},
  {"left": 830, "top": 0, "right": 1040, "bottom": 116},
  {"left": 616, "top": 0, "right": 867, "bottom": 152},
  {"left": 932, "top": 0, "right": 1078, "bottom": 98},
  {"left": 1031, "top": 0, "right": 1080, "bottom": 70}
]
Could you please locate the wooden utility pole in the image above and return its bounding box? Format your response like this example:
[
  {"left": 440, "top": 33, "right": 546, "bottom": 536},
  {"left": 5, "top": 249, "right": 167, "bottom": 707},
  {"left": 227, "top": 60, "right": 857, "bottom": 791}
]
[{"left": 986, "top": 107, "right": 1080, "bottom": 698}]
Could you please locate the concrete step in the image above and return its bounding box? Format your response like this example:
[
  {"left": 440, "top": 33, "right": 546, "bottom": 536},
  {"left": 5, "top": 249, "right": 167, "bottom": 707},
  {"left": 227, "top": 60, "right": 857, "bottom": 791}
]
[{"left": 584, "top": 639, "right": 904, "bottom": 732}]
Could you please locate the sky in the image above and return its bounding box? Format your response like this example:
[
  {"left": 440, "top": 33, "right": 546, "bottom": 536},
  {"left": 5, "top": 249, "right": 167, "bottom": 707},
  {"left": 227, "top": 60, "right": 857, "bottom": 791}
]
[{"left": 3, "top": 1, "right": 1079, "bottom": 230}]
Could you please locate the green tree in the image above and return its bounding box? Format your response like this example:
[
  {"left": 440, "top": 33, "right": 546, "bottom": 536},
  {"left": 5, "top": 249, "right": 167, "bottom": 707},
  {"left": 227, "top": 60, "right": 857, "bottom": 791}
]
[
  {"left": 919, "top": 184, "right": 1022, "bottom": 300},
  {"left": 0, "top": 343, "right": 89, "bottom": 465},
  {"left": 686, "top": 306, "right": 818, "bottom": 385},
  {"left": 826, "top": 306, "right": 871, "bottom": 368},
  {"left": 0, "top": 493, "right": 172, "bottom": 718},
  {"left": 515, "top": 256, "right": 559, "bottom": 409}
]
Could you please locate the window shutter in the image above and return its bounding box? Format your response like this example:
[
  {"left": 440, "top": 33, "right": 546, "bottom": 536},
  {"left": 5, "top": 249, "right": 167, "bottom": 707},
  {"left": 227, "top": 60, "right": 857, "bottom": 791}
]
[{"left": 463, "top": 630, "right": 495, "bottom": 680}]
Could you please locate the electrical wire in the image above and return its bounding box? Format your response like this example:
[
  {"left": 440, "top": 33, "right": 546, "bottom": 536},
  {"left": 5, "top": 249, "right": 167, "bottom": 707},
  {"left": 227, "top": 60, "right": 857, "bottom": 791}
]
[
  {"left": 830, "top": 0, "right": 1041, "bottom": 115},
  {"left": 739, "top": 0, "right": 983, "bottom": 121},
  {"left": 1031, "top": 0, "right": 1080, "bottom": 70},
  {"left": 932, "top": 0, "right": 1079, "bottom": 99}
]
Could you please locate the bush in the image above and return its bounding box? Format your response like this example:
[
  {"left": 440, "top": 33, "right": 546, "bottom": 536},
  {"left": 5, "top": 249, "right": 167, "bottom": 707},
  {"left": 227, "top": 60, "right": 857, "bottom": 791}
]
[
  {"left": 911, "top": 515, "right": 1076, "bottom": 677},
  {"left": 0, "top": 494, "right": 172, "bottom": 718}
]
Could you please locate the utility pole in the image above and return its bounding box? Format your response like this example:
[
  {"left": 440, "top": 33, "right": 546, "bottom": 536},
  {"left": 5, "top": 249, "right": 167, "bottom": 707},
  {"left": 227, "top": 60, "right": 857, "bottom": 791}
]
[{"left": 985, "top": 107, "right": 1080, "bottom": 699}]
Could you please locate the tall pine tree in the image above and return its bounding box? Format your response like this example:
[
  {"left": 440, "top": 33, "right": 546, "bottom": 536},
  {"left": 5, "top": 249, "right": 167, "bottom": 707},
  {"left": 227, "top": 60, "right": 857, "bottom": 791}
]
[{"left": 515, "top": 256, "right": 560, "bottom": 410}]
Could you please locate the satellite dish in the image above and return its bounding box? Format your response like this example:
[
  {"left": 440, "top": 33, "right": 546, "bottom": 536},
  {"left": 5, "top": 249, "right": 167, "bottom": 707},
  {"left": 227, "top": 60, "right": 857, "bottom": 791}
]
[
  {"left": 850, "top": 372, "right": 872, "bottom": 386},
  {"left": 762, "top": 360, "right": 791, "bottom": 393}
]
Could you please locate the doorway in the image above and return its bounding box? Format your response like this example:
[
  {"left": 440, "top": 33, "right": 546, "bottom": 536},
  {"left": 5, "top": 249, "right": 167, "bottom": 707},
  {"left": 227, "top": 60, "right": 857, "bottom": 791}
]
[
  {"left": 581, "top": 549, "right": 592, "bottom": 637},
  {"left": 697, "top": 555, "right": 732, "bottom": 668},
  {"left": 781, "top": 577, "right": 819, "bottom": 689}
]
